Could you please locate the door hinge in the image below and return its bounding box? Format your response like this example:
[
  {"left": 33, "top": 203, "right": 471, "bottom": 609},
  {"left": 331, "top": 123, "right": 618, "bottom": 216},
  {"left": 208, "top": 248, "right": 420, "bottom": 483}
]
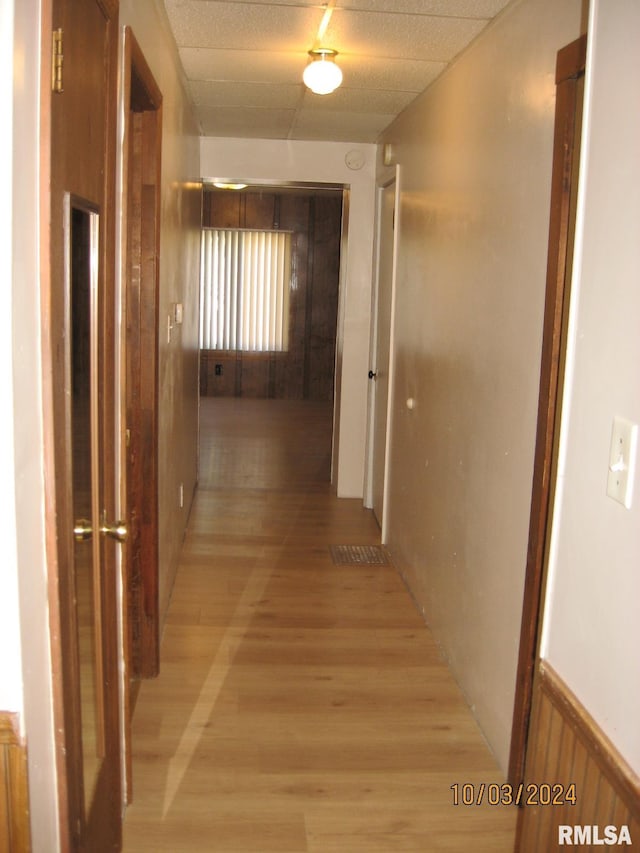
[{"left": 52, "top": 28, "right": 64, "bottom": 94}]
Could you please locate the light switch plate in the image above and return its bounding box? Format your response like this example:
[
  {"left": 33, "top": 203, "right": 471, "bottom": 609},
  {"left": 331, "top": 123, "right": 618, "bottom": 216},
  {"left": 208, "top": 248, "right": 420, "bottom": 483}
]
[{"left": 607, "top": 416, "right": 638, "bottom": 509}]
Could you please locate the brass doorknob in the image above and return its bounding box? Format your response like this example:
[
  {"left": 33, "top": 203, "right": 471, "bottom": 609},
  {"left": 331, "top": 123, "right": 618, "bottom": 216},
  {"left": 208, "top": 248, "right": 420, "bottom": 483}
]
[
  {"left": 73, "top": 519, "right": 93, "bottom": 542},
  {"left": 100, "top": 517, "right": 128, "bottom": 542}
]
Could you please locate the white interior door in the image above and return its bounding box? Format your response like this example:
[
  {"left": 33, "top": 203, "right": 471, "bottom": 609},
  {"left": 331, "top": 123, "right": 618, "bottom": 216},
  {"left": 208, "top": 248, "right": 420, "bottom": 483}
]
[{"left": 370, "top": 176, "right": 399, "bottom": 536}]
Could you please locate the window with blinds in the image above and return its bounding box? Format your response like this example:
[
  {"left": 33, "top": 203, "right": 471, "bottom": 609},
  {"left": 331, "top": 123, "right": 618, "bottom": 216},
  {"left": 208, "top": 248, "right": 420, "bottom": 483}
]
[{"left": 199, "top": 228, "right": 292, "bottom": 352}]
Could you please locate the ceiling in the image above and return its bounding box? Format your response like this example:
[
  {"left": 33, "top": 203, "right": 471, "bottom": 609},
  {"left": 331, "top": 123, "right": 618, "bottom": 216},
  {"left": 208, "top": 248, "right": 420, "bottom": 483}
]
[{"left": 163, "top": 0, "right": 513, "bottom": 144}]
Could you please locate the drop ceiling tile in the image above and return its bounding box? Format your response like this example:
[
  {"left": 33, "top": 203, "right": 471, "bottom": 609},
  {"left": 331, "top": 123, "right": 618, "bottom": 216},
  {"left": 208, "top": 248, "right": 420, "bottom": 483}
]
[
  {"left": 180, "top": 47, "right": 308, "bottom": 85},
  {"left": 333, "top": 0, "right": 511, "bottom": 16},
  {"left": 291, "top": 109, "right": 394, "bottom": 143},
  {"left": 198, "top": 105, "right": 296, "bottom": 138},
  {"left": 180, "top": 47, "right": 445, "bottom": 94},
  {"left": 323, "top": 10, "right": 487, "bottom": 61},
  {"left": 301, "top": 85, "right": 416, "bottom": 115},
  {"left": 190, "top": 80, "right": 303, "bottom": 109},
  {"left": 187, "top": 0, "right": 319, "bottom": 5},
  {"left": 165, "top": 1, "right": 322, "bottom": 51},
  {"left": 163, "top": 0, "right": 516, "bottom": 143},
  {"left": 338, "top": 54, "right": 446, "bottom": 93}
]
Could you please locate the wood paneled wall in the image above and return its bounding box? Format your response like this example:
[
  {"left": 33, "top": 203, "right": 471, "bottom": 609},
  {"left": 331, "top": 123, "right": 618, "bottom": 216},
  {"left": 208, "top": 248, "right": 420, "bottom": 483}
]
[
  {"left": 199, "top": 188, "right": 343, "bottom": 401},
  {"left": 516, "top": 663, "right": 640, "bottom": 850},
  {"left": 0, "top": 712, "right": 31, "bottom": 852}
]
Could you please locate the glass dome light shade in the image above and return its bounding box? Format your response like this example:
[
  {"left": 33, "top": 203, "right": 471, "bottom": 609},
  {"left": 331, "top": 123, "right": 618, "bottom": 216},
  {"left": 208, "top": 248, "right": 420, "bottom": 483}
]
[{"left": 303, "top": 49, "right": 343, "bottom": 95}]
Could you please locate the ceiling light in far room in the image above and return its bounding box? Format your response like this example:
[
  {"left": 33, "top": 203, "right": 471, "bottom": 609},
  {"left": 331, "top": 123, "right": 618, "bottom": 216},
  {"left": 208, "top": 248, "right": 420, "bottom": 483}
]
[
  {"left": 213, "top": 182, "right": 248, "bottom": 190},
  {"left": 303, "top": 48, "right": 343, "bottom": 95}
]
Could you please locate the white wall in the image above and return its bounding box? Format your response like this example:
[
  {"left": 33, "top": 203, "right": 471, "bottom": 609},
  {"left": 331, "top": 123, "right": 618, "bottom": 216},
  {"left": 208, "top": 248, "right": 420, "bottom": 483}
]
[
  {"left": 377, "top": 0, "right": 583, "bottom": 772},
  {"left": 8, "top": 0, "right": 61, "bottom": 849},
  {"left": 200, "top": 137, "right": 377, "bottom": 498},
  {"left": 541, "top": 0, "right": 640, "bottom": 775},
  {"left": 118, "top": 0, "right": 202, "bottom": 618},
  {"left": 0, "top": 0, "right": 22, "bottom": 719}
]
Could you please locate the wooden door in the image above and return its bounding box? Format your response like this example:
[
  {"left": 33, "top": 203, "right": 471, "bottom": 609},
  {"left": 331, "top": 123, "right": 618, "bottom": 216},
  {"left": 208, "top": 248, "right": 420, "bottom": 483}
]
[
  {"left": 370, "top": 177, "right": 398, "bottom": 534},
  {"left": 47, "top": 0, "right": 122, "bottom": 849}
]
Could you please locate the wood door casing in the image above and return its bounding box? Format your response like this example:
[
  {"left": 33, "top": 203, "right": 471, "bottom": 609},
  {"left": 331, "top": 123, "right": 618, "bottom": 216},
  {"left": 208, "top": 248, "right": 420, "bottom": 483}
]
[
  {"left": 371, "top": 179, "right": 397, "bottom": 534},
  {"left": 123, "top": 28, "right": 162, "bottom": 684},
  {"left": 121, "top": 27, "right": 163, "bottom": 801},
  {"left": 508, "top": 35, "right": 587, "bottom": 789},
  {"left": 45, "top": 0, "right": 122, "bottom": 848}
]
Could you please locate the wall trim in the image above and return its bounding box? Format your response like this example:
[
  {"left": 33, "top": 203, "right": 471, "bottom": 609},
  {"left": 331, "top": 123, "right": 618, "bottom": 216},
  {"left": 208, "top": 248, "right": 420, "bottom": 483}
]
[{"left": 508, "top": 34, "right": 587, "bottom": 787}]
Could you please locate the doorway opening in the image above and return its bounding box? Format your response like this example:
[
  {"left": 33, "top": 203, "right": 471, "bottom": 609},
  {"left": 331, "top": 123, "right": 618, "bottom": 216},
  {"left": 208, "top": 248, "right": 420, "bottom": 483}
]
[{"left": 199, "top": 183, "right": 346, "bottom": 488}]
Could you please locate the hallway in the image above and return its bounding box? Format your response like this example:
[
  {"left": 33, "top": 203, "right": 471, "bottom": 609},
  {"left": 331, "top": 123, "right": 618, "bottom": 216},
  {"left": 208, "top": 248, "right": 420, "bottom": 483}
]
[{"left": 122, "top": 398, "right": 516, "bottom": 852}]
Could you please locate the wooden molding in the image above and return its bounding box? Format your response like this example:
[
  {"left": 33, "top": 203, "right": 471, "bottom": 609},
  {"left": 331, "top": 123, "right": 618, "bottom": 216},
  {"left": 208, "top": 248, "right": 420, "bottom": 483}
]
[
  {"left": 508, "top": 34, "right": 587, "bottom": 787},
  {"left": 124, "top": 32, "right": 163, "bottom": 681},
  {"left": 122, "top": 24, "right": 164, "bottom": 801},
  {"left": 96, "top": 0, "right": 118, "bottom": 20},
  {"left": 556, "top": 33, "right": 588, "bottom": 84},
  {"left": 126, "top": 26, "right": 163, "bottom": 110}
]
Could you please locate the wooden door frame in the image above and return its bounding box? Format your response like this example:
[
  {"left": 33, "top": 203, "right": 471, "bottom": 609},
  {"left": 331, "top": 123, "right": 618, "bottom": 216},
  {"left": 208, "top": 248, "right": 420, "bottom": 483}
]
[
  {"left": 120, "top": 25, "right": 162, "bottom": 794},
  {"left": 508, "top": 34, "right": 587, "bottom": 787},
  {"left": 368, "top": 169, "right": 400, "bottom": 541}
]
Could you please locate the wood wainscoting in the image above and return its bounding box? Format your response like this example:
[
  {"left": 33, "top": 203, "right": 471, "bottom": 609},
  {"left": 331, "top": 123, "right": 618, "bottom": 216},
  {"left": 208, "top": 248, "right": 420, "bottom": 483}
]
[
  {"left": 516, "top": 663, "right": 640, "bottom": 850},
  {"left": 0, "top": 712, "right": 31, "bottom": 852}
]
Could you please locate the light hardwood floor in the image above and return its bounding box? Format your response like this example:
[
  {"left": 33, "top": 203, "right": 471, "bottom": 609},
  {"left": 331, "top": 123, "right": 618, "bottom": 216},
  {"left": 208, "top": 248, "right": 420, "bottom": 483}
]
[{"left": 122, "top": 398, "right": 516, "bottom": 852}]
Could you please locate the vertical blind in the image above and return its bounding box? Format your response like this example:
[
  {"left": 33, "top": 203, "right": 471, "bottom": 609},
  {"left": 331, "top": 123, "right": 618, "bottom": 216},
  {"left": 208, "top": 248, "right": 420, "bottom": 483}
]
[{"left": 200, "top": 228, "right": 292, "bottom": 352}]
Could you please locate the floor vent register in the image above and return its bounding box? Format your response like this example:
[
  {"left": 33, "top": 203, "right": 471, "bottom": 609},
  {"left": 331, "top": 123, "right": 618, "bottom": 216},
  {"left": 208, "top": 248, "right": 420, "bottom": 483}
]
[{"left": 329, "top": 544, "right": 391, "bottom": 566}]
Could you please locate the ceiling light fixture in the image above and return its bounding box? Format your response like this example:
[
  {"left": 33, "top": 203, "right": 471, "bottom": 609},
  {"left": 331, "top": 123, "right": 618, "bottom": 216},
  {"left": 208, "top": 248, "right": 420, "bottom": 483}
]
[
  {"left": 303, "top": 48, "right": 343, "bottom": 95},
  {"left": 213, "top": 182, "right": 248, "bottom": 190}
]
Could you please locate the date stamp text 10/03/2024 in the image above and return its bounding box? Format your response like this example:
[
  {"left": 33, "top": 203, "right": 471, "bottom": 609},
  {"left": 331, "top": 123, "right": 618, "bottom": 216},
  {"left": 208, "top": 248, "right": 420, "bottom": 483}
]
[{"left": 450, "top": 782, "right": 577, "bottom": 807}]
